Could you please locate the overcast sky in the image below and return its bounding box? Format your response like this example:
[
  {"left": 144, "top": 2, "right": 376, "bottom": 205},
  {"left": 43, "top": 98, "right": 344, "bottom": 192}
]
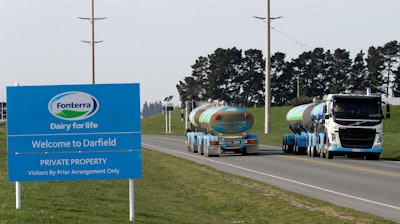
[{"left": 1, "top": 0, "right": 399, "bottom": 107}]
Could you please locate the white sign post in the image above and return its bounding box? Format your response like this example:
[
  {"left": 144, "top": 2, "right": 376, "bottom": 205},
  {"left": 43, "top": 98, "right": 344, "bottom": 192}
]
[{"left": 129, "top": 179, "right": 135, "bottom": 221}]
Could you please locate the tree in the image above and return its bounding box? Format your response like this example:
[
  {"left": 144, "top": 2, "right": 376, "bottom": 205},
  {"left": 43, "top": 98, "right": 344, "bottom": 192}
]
[
  {"left": 291, "top": 48, "right": 326, "bottom": 99},
  {"left": 141, "top": 101, "right": 149, "bottom": 117},
  {"left": 207, "top": 47, "right": 243, "bottom": 104},
  {"left": 176, "top": 56, "right": 210, "bottom": 106},
  {"left": 379, "top": 40, "right": 400, "bottom": 97},
  {"left": 393, "top": 65, "right": 400, "bottom": 97},
  {"left": 366, "top": 46, "right": 385, "bottom": 94},
  {"left": 349, "top": 50, "right": 368, "bottom": 93},
  {"left": 240, "top": 49, "right": 265, "bottom": 107},
  {"left": 141, "top": 101, "right": 163, "bottom": 117},
  {"left": 177, "top": 48, "right": 264, "bottom": 107},
  {"left": 270, "top": 52, "right": 293, "bottom": 105},
  {"left": 331, "top": 48, "right": 352, "bottom": 93},
  {"left": 323, "top": 50, "right": 335, "bottom": 94}
]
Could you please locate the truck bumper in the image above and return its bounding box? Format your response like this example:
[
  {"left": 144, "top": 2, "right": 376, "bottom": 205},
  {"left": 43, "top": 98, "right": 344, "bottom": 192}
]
[{"left": 328, "top": 147, "right": 383, "bottom": 153}]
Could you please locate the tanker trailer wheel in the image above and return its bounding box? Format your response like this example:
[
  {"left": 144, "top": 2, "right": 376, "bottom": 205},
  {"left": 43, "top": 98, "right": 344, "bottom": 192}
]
[
  {"left": 287, "top": 145, "right": 294, "bottom": 153},
  {"left": 311, "top": 146, "right": 317, "bottom": 157},
  {"left": 319, "top": 146, "right": 325, "bottom": 158},
  {"left": 204, "top": 144, "right": 210, "bottom": 157},
  {"left": 186, "top": 138, "right": 192, "bottom": 152},
  {"left": 294, "top": 145, "right": 299, "bottom": 155},
  {"left": 307, "top": 145, "right": 311, "bottom": 157},
  {"left": 282, "top": 137, "right": 287, "bottom": 153},
  {"left": 198, "top": 140, "right": 204, "bottom": 155}
]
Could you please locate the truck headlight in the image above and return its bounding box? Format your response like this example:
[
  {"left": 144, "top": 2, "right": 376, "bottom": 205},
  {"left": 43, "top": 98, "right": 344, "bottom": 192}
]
[
  {"left": 375, "top": 134, "right": 383, "bottom": 146},
  {"left": 331, "top": 132, "right": 339, "bottom": 144}
]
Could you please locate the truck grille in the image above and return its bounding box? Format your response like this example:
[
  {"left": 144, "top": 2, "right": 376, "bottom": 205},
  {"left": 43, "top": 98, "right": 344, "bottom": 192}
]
[{"left": 339, "top": 128, "right": 376, "bottom": 148}]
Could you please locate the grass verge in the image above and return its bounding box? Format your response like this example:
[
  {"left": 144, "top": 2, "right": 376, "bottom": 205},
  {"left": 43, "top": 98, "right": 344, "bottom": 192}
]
[{"left": 0, "top": 140, "right": 395, "bottom": 223}]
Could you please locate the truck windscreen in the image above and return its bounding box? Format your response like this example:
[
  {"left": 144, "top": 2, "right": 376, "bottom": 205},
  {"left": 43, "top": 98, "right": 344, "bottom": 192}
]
[{"left": 333, "top": 97, "right": 382, "bottom": 119}]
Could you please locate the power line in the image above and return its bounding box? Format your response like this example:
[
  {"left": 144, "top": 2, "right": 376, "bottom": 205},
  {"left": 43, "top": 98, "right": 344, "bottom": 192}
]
[
  {"left": 271, "top": 26, "right": 310, "bottom": 49},
  {"left": 253, "top": 16, "right": 310, "bottom": 50}
]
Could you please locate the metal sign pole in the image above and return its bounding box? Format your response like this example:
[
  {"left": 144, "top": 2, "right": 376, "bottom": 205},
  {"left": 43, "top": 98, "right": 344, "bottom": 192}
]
[
  {"left": 165, "top": 106, "right": 168, "bottom": 134},
  {"left": 129, "top": 179, "right": 135, "bottom": 221},
  {"left": 16, "top": 181, "right": 21, "bottom": 209},
  {"left": 168, "top": 110, "right": 171, "bottom": 133}
]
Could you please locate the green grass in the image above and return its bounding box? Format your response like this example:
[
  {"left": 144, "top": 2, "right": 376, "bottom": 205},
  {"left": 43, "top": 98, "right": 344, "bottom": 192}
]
[{"left": 142, "top": 106, "right": 400, "bottom": 160}]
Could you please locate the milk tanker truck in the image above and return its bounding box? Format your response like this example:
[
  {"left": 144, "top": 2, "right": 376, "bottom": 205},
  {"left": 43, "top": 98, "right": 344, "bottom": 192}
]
[
  {"left": 185, "top": 99, "right": 259, "bottom": 157},
  {"left": 282, "top": 93, "right": 384, "bottom": 160}
]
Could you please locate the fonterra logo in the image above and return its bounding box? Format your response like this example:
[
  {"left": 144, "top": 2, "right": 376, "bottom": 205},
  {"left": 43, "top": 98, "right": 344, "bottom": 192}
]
[{"left": 48, "top": 91, "right": 99, "bottom": 120}]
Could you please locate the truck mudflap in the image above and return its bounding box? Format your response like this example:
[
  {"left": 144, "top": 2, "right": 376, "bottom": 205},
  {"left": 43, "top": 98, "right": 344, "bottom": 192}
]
[
  {"left": 245, "top": 144, "right": 259, "bottom": 154},
  {"left": 204, "top": 144, "right": 222, "bottom": 157}
]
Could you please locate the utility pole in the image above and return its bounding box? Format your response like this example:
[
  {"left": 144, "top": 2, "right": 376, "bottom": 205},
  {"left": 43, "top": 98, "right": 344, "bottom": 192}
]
[
  {"left": 253, "top": 1, "right": 273, "bottom": 134},
  {"left": 265, "top": 0, "right": 271, "bottom": 134},
  {"left": 79, "top": 0, "right": 106, "bottom": 84},
  {"left": 254, "top": 1, "right": 275, "bottom": 134}
]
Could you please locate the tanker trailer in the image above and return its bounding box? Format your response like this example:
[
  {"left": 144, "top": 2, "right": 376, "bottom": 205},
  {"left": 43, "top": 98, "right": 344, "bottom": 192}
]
[
  {"left": 282, "top": 103, "right": 316, "bottom": 154},
  {"left": 185, "top": 100, "right": 258, "bottom": 157},
  {"left": 185, "top": 101, "right": 213, "bottom": 153}
]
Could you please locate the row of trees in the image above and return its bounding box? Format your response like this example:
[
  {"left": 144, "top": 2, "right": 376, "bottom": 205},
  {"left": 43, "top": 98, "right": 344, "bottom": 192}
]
[
  {"left": 176, "top": 40, "right": 400, "bottom": 107},
  {"left": 141, "top": 101, "right": 163, "bottom": 117},
  {"left": 176, "top": 47, "right": 264, "bottom": 107}
]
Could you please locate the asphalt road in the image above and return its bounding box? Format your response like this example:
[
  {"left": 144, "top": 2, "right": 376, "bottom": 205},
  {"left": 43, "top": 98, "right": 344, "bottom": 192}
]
[{"left": 142, "top": 135, "right": 400, "bottom": 223}]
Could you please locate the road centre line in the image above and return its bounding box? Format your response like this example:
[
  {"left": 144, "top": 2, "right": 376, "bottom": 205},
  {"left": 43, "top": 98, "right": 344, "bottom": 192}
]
[{"left": 142, "top": 142, "right": 400, "bottom": 211}]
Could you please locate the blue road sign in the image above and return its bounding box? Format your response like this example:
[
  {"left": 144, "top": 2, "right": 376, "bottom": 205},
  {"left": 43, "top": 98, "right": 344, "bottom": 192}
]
[{"left": 7, "top": 83, "right": 142, "bottom": 182}]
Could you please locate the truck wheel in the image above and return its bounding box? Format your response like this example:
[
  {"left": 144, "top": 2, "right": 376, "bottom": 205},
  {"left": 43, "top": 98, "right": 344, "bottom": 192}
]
[
  {"left": 204, "top": 145, "right": 210, "bottom": 157},
  {"left": 319, "top": 149, "right": 325, "bottom": 158},
  {"left": 366, "top": 153, "right": 380, "bottom": 160},
  {"left": 326, "top": 150, "right": 333, "bottom": 159},
  {"left": 241, "top": 147, "right": 248, "bottom": 155},
  {"left": 198, "top": 143, "right": 204, "bottom": 155},
  {"left": 193, "top": 143, "right": 198, "bottom": 153},
  {"left": 282, "top": 138, "right": 287, "bottom": 153},
  {"left": 287, "top": 145, "right": 294, "bottom": 153},
  {"left": 311, "top": 147, "right": 317, "bottom": 157},
  {"left": 307, "top": 145, "right": 311, "bottom": 157},
  {"left": 186, "top": 139, "right": 192, "bottom": 152}
]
